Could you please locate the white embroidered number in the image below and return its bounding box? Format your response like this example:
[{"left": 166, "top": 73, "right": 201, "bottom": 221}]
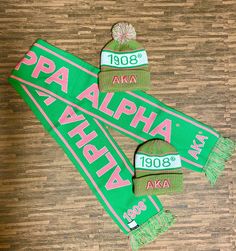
[
  {"left": 107, "top": 54, "right": 138, "bottom": 66},
  {"left": 140, "top": 156, "right": 172, "bottom": 168},
  {"left": 123, "top": 201, "right": 147, "bottom": 222}
]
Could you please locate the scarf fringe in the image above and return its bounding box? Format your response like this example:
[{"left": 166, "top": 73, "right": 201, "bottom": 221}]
[
  {"left": 129, "top": 209, "right": 175, "bottom": 250},
  {"left": 204, "top": 136, "right": 236, "bottom": 185}
]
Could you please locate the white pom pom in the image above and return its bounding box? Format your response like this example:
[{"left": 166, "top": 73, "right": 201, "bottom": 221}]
[{"left": 112, "top": 22, "right": 136, "bottom": 44}]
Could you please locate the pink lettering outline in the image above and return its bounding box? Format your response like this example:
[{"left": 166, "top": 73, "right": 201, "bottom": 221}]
[
  {"left": 191, "top": 140, "right": 202, "bottom": 151},
  {"left": 59, "top": 106, "right": 85, "bottom": 125},
  {"left": 96, "top": 152, "right": 117, "bottom": 177},
  {"left": 130, "top": 106, "right": 157, "bottom": 133},
  {"left": 36, "top": 90, "right": 56, "bottom": 106},
  {"left": 105, "top": 166, "right": 131, "bottom": 190},
  {"left": 45, "top": 66, "right": 69, "bottom": 93},
  {"left": 31, "top": 55, "right": 55, "bottom": 78},
  {"left": 188, "top": 149, "right": 199, "bottom": 160},
  {"left": 128, "top": 92, "right": 219, "bottom": 138},
  {"left": 10, "top": 75, "right": 204, "bottom": 170},
  {"left": 99, "top": 93, "right": 114, "bottom": 116},
  {"left": 34, "top": 43, "right": 97, "bottom": 78},
  {"left": 15, "top": 51, "right": 37, "bottom": 70},
  {"left": 83, "top": 144, "right": 108, "bottom": 164},
  {"left": 162, "top": 179, "right": 170, "bottom": 188},
  {"left": 113, "top": 98, "right": 137, "bottom": 120},
  {"left": 149, "top": 119, "right": 172, "bottom": 143},
  {"left": 21, "top": 84, "right": 129, "bottom": 232},
  {"left": 68, "top": 121, "right": 97, "bottom": 148},
  {"left": 33, "top": 42, "right": 218, "bottom": 138},
  {"left": 10, "top": 76, "right": 144, "bottom": 141},
  {"left": 196, "top": 135, "right": 208, "bottom": 144},
  {"left": 77, "top": 83, "right": 99, "bottom": 109},
  {"left": 146, "top": 180, "right": 154, "bottom": 189}
]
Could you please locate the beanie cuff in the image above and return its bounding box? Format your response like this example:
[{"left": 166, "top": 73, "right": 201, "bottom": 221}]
[
  {"left": 98, "top": 70, "right": 151, "bottom": 92},
  {"left": 133, "top": 173, "right": 183, "bottom": 196}
]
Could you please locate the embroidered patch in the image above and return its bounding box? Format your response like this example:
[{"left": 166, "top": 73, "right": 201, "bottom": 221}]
[
  {"left": 101, "top": 50, "right": 148, "bottom": 68},
  {"left": 112, "top": 75, "right": 137, "bottom": 84},
  {"left": 146, "top": 179, "right": 171, "bottom": 190},
  {"left": 135, "top": 153, "right": 181, "bottom": 170}
]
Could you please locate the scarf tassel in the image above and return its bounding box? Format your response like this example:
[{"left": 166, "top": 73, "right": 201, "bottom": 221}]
[
  {"left": 204, "top": 136, "right": 235, "bottom": 185},
  {"left": 129, "top": 209, "right": 175, "bottom": 250}
]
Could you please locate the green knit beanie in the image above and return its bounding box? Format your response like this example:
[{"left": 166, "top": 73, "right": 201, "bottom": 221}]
[
  {"left": 133, "top": 139, "right": 183, "bottom": 196},
  {"left": 98, "top": 22, "right": 151, "bottom": 92}
]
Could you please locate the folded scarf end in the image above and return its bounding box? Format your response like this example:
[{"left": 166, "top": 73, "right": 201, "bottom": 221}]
[{"left": 204, "top": 136, "right": 236, "bottom": 186}]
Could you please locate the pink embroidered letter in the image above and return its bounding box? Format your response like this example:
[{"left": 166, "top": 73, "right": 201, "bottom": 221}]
[
  {"left": 105, "top": 166, "right": 131, "bottom": 190},
  {"left": 31, "top": 55, "right": 55, "bottom": 78}
]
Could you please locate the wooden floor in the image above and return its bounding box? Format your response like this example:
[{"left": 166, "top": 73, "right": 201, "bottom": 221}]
[{"left": 1, "top": 0, "right": 236, "bottom": 250}]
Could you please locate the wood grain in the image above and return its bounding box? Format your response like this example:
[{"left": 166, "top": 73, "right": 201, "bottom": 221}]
[{"left": 0, "top": 0, "right": 235, "bottom": 250}]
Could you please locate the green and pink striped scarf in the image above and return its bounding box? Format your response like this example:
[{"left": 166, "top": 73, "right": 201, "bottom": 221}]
[{"left": 8, "top": 39, "right": 235, "bottom": 250}]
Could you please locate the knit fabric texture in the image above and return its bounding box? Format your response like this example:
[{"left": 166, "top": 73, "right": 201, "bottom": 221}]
[
  {"left": 133, "top": 139, "right": 183, "bottom": 196},
  {"left": 98, "top": 23, "right": 151, "bottom": 92}
]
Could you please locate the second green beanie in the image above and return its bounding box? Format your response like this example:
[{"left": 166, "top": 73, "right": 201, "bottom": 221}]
[{"left": 133, "top": 139, "right": 183, "bottom": 196}]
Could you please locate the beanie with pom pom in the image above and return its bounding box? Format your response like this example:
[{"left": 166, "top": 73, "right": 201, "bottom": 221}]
[{"left": 98, "top": 22, "right": 151, "bottom": 92}]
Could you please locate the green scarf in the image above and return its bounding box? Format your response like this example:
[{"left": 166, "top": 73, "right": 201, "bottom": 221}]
[{"left": 8, "top": 39, "right": 235, "bottom": 250}]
